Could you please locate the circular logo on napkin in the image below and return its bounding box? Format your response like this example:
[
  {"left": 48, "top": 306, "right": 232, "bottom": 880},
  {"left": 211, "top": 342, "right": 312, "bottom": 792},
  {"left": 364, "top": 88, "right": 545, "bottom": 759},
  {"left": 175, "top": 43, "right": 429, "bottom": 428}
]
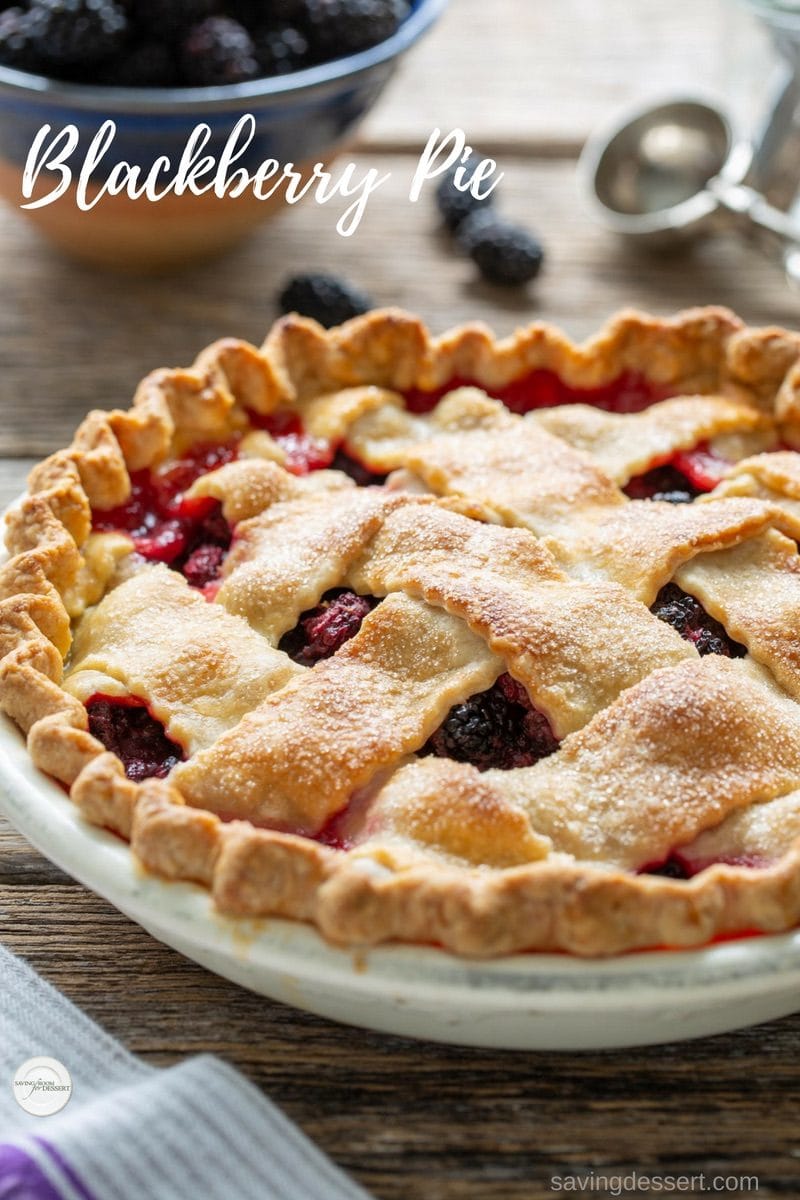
[{"left": 12, "top": 1057, "right": 73, "bottom": 1116}]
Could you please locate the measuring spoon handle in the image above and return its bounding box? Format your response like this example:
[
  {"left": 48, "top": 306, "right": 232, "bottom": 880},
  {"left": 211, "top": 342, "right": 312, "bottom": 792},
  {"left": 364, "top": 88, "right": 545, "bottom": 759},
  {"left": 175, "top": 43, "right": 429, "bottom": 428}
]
[{"left": 710, "top": 177, "right": 800, "bottom": 245}]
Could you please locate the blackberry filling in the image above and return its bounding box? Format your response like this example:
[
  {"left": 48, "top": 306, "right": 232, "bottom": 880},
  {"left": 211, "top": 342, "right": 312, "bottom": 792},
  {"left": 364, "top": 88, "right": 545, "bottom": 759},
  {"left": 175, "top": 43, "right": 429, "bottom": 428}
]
[
  {"left": 279, "top": 589, "right": 379, "bottom": 665},
  {"left": 425, "top": 672, "right": 559, "bottom": 771},
  {"left": 651, "top": 583, "right": 746, "bottom": 658},
  {"left": 92, "top": 441, "right": 236, "bottom": 589},
  {"left": 640, "top": 856, "right": 691, "bottom": 880},
  {"left": 625, "top": 444, "right": 730, "bottom": 501},
  {"left": 86, "top": 696, "right": 183, "bottom": 782},
  {"left": 624, "top": 464, "right": 699, "bottom": 503},
  {"left": 249, "top": 411, "right": 386, "bottom": 481},
  {"left": 404, "top": 369, "right": 666, "bottom": 416},
  {"left": 246, "top": 409, "right": 334, "bottom": 474},
  {"left": 639, "top": 852, "right": 767, "bottom": 880},
  {"left": 173, "top": 503, "right": 232, "bottom": 587},
  {"left": 330, "top": 449, "right": 388, "bottom": 487},
  {"left": 182, "top": 543, "right": 227, "bottom": 589}
]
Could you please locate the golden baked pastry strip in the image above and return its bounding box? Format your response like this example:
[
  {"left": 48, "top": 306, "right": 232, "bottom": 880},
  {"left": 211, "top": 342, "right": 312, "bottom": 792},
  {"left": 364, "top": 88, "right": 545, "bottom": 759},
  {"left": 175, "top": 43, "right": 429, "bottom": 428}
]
[
  {"left": 210, "top": 485, "right": 696, "bottom": 738},
  {"left": 708, "top": 450, "right": 800, "bottom": 539},
  {"left": 678, "top": 788, "right": 800, "bottom": 872},
  {"left": 345, "top": 500, "right": 695, "bottom": 736},
  {"left": 529, "top": 395, "right": 772, "bottom": 485},
  {"left": 341, "top": 386, "right": 773, "bottom": 495},
  {"left": 360, "top": 657, "right": 800, "bottom": 872},
  {"left": 172, "top": 592, "right": 501, "bottom": 832},
  {"left": 675, "top": 530, "right": 800, "bottom": 701},
  {"left": 63, "top": 566, "right": 301, "bottom": 755},
  {"left": 184, "top": 456, "right": 355, "bottom": 525},
  {"left": 215, "top": 487, "right": 389, "bottom": 642},
  {"left": 336, "top": 388, "right": 787, "bottom": 594}
]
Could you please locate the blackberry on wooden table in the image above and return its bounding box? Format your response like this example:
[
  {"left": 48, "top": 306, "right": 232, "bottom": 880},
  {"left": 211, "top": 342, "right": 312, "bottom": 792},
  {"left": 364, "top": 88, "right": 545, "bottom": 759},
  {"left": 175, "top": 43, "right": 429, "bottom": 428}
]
[
  {"left": 458, "top": 210, "right": 546, "bottom": 287},
  {"left": 278, "top": 272, "right": 374, "bottom": 328}
]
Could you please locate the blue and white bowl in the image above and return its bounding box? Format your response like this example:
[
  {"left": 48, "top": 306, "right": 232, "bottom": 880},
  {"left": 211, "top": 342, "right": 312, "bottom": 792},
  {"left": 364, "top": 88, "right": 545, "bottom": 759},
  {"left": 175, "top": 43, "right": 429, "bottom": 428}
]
[{"left": 0, "top": 0, "right": 446, "bottom": 270}]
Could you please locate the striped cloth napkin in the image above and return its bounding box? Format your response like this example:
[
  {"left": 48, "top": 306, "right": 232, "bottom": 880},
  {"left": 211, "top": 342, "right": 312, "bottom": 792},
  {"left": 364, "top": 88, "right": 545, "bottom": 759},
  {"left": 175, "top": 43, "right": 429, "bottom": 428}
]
[{"left": 0, "top": 944, "right": 374, "bottom": 1200}]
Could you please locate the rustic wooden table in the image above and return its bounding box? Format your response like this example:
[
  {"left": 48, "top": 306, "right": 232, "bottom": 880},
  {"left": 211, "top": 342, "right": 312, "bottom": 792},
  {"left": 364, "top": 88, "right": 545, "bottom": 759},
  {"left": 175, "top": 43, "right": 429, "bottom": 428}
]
[{"left": 2, "top": 2, "right": 800, "bottom": 1196}]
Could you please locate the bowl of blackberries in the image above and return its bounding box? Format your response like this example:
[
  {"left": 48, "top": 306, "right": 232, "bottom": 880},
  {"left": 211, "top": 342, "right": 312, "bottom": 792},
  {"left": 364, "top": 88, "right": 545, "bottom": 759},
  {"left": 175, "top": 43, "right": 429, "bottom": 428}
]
[{"left": 0, "top": 0, "right": 445, "bottom": 269}]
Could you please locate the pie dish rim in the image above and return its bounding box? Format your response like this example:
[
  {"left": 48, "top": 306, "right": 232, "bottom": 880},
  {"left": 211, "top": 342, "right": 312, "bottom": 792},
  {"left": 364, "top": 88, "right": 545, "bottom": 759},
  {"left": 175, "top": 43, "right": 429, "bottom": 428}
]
[{"left": 4, "top": 702, "right": 800, "bottom": 1050}]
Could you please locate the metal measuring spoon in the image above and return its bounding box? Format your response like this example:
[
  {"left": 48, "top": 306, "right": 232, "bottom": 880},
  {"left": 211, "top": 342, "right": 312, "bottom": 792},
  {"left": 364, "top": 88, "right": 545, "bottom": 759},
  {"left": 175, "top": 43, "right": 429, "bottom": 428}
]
[{"left": 579, "top": 96, "right": 800, "bottom": 260}]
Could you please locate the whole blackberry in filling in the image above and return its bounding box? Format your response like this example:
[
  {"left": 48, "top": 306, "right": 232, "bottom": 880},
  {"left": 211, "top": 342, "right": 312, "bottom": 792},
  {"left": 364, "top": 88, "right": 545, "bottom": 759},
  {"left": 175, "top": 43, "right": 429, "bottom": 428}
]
[
  {"left": 181, "top": 542, "right": 227, "bottom": 589},
  {"left": 180, "top": 15, "right": 259, "bottom": 85},
  {"left": 430, "top": 692, "right": 513, "bottom": 767},
  {"left": 279, "top": 589, "right": 378, "bottom": 665},
  {"left": 651, "top": 583, "right": 746, "bottom": 658},
  {"left": 26, "top": 0, "right": 129, "bottom": 71},
  {"left": 87, "top": 698, "right": 183, "bottom": 782},
  {"left": 426, "top": 673, "right": 559, "bottom": 771}
]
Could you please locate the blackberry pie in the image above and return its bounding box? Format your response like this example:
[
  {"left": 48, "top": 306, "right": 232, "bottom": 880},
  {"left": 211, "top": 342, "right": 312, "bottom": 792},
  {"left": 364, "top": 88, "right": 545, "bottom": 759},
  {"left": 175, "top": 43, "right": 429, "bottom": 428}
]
[{"left": 5, "top": 306, "right": 800, "bottom": 956}]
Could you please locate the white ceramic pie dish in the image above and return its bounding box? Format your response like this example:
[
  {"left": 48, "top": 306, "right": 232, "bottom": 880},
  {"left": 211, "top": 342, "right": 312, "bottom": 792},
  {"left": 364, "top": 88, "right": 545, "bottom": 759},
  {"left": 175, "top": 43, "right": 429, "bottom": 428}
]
[{"left": 3, "top": 707, "right": 800, "bottom": 1051}]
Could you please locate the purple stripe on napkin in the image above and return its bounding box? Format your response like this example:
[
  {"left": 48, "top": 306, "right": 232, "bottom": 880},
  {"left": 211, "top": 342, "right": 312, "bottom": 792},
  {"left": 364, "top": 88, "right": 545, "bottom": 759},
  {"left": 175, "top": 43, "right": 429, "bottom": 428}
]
[
  {"left": 35, "top": 1140, "right": 98, "bottom": 1200},
  {"left": 0, "top": 1142, "right": 72, "bottom": 1200}
]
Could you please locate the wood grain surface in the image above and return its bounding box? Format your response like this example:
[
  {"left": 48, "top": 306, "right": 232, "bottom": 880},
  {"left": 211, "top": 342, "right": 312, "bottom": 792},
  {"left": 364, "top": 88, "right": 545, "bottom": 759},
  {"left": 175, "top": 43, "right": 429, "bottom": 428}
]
[
  {"left": 361, "top": 0, "right": 771, "bottom": 151},
  {"left": 2, "top": 1, "right": 800, "bottom": 1196},
  {"left": 1, "top": 155, "right": 798, "bottom": 457}
]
